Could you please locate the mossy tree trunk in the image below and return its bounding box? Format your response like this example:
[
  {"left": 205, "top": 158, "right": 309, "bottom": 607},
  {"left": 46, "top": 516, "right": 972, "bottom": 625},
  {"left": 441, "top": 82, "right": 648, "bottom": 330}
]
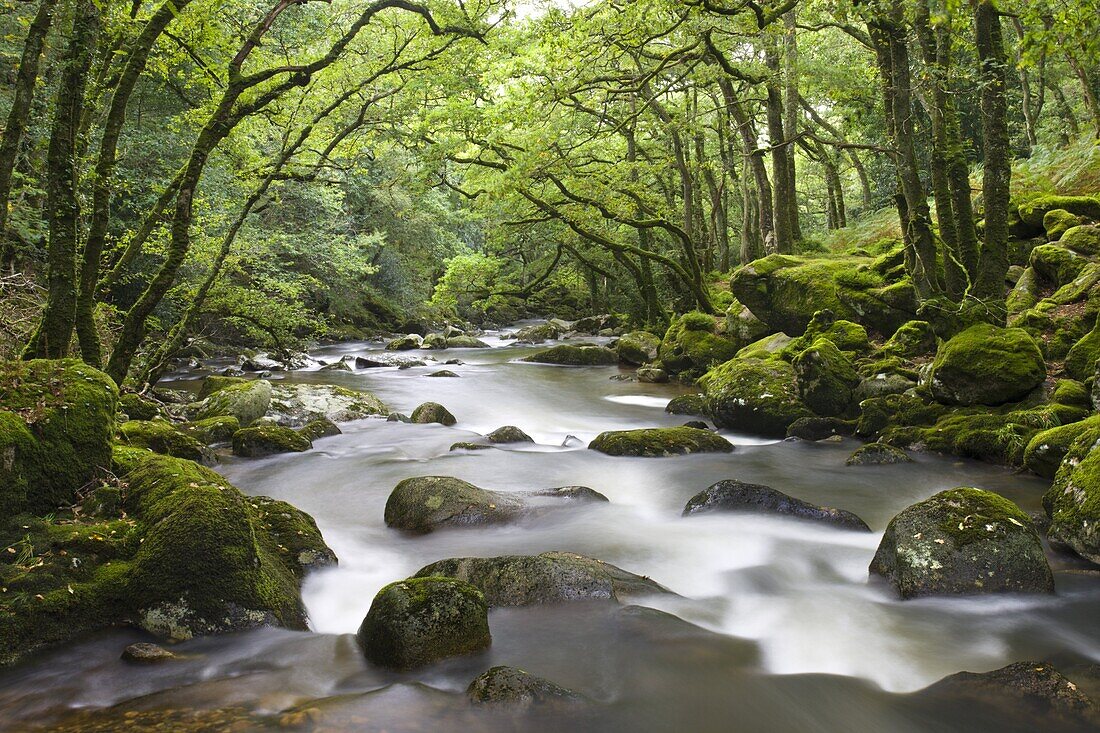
[
  {"left": 782, "top": 10, "right": 802, "bottom": 243},
  {"left": 765, "top": 42, "right": 794, "bottom": 254},
  {"left": 974, "top": 0, "right": 1012, "bottom": 307},
  {"left": 23, "top": 1, "right": 102, "bottom": 360},
  {"left": 0, "top": 0, "right": 58, "bottom": 273},
  {"left": 719, "top": 77, "right": 774, "bottom": 258}
]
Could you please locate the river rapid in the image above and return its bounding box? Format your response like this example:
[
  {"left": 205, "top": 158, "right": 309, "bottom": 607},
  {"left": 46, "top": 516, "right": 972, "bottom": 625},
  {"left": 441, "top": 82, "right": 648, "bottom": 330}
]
[{"left": 1, "top": 327, "right": 1098, "bottom": 732}]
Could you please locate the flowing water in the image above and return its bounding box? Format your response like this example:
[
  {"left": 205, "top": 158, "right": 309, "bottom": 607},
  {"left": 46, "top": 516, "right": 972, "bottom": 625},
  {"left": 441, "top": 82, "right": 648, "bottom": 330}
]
[{"left": 2, "top": 328, "right": 1099, "bottom": 732}]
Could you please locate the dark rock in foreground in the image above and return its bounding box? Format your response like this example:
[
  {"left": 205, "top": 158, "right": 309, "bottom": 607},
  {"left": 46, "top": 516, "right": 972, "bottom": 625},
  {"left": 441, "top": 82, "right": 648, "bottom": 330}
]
[
  {"left": 356, "top": 577, "right": 490, "bottom": 670},
  {"left": 589, "top": 427, "right": 732, "bottom": 457},
  {"left": 682, "top": 479, "right": 870, "bottom": 531},
  {"left": 467, "top": 666, "right": 585, "bottom": 708},
  {"left": 413, "top": 551, "right": 669, "bottom": 606}
]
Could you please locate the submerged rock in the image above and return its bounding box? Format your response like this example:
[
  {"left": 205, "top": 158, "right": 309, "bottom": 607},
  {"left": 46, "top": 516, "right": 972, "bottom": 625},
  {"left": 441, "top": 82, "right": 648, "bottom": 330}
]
[
  {"left": 121, "top": 642, "right": 175, "bottom": 663},
  {"left": 413, "top": 551, "right": 668, "bottom": 606},
  {"left": 449, "top": 441, "right": 493, "bottom": 451},
  {"left": 427, "top": 369, "right": 459, "bottom": 378},
  {"left": 356, "top": 577, "right": 490, "bottom": 670},
  {"left": 869, "top": 487, "right": 1054, "bottom": 598},
  {"left": 927, "top": 324, "right": 1045, "bottom": 406},
  {"left": 682, "top": 479, "right": 870, "bottom": 531},
  {"left": 467, "top": 666, "right": 585, "bottom": 708},
  {"left": 699, "top": 358, "right": 812, "bottom": 437},
  {"left": 846, "top": 442, "right": 913, "bottom": 466},
  {"left": 588, "top": 427, "right": 732, "bottom": 457},
  {"left": 299, "top": 417, "right": 342, "bottom": 442},
  {"left": 231, "top": 425, "right": 312, "bottom": 457},
  {"left": 636, "top": 366, "right": 668, "bottom": 383},
  {"left": 521, "top": 344, "right": 618, "bottom": 366},
  {"left": 486, "top": 425, "right": 534, "bottom": 444},
  {"left": 410, "top": 401, "right": 456, "bottom": 426}
]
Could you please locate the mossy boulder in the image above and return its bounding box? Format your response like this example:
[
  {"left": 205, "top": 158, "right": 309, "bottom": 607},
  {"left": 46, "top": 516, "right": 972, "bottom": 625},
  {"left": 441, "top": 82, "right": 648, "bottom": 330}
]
[
  {"left": 883, "top": 320, "right": 937, "bottom": 357},
  {"left": 248, "top": 495, "right": 338, "bottom": 573},
  {"left": 1060, "top": 224, "right": 1100, "bottom": 256},
  {"left": 792, "top": 338, "right": 859, "bottom": 417},
  {"left": 118, "top": 392, "right": 162, "bottom": 421},
  {"left": 383, "top": 476, "right": 526, "bottom": 532},
  {"left": 786, "top": 416, "right": 854, "bottom": 441},
  {"left": 193, "top": 379, "right": 271, "bottom": 427},
  {"left": 118, "top": 420, "right": 207, "bottom": 462},
  {"left": 736, "top": 332, "right": 795, "bottom": 361},
  {"left": 1023, "top": 417, "right": 1100, "bottom": 479},
  {"left": 1044, "top": 209, "right": 1084, "bottom": 241},
  {"left": 1065, "top": 312, "right": 1100, "bottom": 381},
  {"left": 785, "top": 310, "right": 871, "bottom": 355},
  {"left": 928, "top": 324, "right": 1045, "bottom": 406},
  {"left": 853, "top": 373, "right": 917, "bottom": 402},
  {"left": 385, "top": 334, "right": 423, "bottom": 350},
  {"left": 467, "top": 666, "right": 585, "bottom": 708},
  {"left": 180, "top": 415, "right": 239, "bottom": 444},
  {"left": 665, "top": 393, "right": 708, "bottom": 416},
  {"left": 410, "top": 401, "right": 456, "bottom": 425},
  {"left": 869, "top": 487, "right": 1054, "bottom": 598},
  {"left": 413, "top": 551, "right": 669, "bottom": 606},
  {"left": 855, "top": 393, "right": 948, "bottom": 439},
  {"left": 267, "top": 383, "right": 387, "bottom": 426},
  {"left": 1018, "top": 194, "right": 1100, "bottom": 228},
  {"left": 521, "top": 344, "right": 617, "bottom": 366},
  {"left": 682, "top": 479, "right": 870, "bottom": 531},
  {"left": 356, "top": 577, "right": 490, "bottom": 670},
  {"left": 421, "top": 333, "right": 448, "bottom": 349},
  {"left": 231, "top": 425, "right": 312, "bottom": 457},
  {"left": 486, "top": 425, "right": 533, "bottom": 444},
  {"left": 1044, "top": 427, "right": 1100, "bottom": 565},
  {"left": 1030, "top": 244, "right": 1089, "bottom": 287},
  {"left": 197, "top": 375, "right": 248, "bottom": 400},
  {"left": 0, "top": 359, "right": 118, "bottom": 516},
  {"left": 699, "top": 358, "right": 812, "bottom": 437},
  {"left": 299, "top": 417, "right": 341, "bottom": 441},
  {"left": 514, "top": 323, "right": 560, "bottom": 343},
  {"left": 657, "top": 313, "right": 739, "bottom": 377},
  {"left": 1006, "top": 266, "right": 1042, "bottom": 317},
  {"left": 447, "top": 335, "right": 490, "bottom": 348},
  {"left": 616, "top": 330, "right": 661, "bottom": 366},
  {"left": 846, "top": 442, "right": 912, "bottom": 466},
  {"left": 588, "top": 427, "right": 732, "bottom": 457}
]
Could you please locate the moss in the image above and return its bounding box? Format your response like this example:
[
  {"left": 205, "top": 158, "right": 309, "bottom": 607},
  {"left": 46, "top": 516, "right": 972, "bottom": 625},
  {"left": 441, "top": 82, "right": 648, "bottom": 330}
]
[
  {"left": 1053, "top": 379, "right": 1090, "bottom": 408},
  {"left": 1065, "top": 311, "right": 1100, "bottom": 380},
  {"left": 247, "top": 495, "right": 337, "bottom": 577},
  {"left": 1030, "top": 244, "right": 1089, "bottom": 287},
  {"left": 783, "top": 310, "right": 871, "bottom": 356},
  {"left": 1018, "top": 194, "right": 1100, "bottom": 228},
  {"left": 883, "top": 320, "right": 937, "bottom": 357},
  {"left": 1059, "top": 224, "right": 1100, "bottom": 255},
  {"left": 118, "top": 420, "right": 206, "bottom": 462},
  {"left": 299, "top": 417, "right": 341, "bottom": 442},
  {"left": 0, "top": 359, "right": 118, "bottom": 515},
  {"left": 846, "top": 442, "right": 912, "bottom": 466},
  {"left": 231, "top": 425, "right": 312, "bottom": 457},
  {"left": 118, "top": 392, "right": 162, "bottom": 421},
  {"left": 666, "top": 393, "right": 708, "bottom": 416},
  {"left": 1044, "top": 428, "right": 1100, "bottom": 564},
  {"left": 700, "top": 357, "right": 812, "bottom": 437},
  {"left": 736, "top": 332, "right": 794, "bottom": 361},
  {"left": 855, "top": 393, "right": 948, "bottom": 439},
  {"left": 356, "top": 576, "right": 491, "bottom": 670},
  {"left": 422, "top": 333, "right": 448, "bottom": 350},
  {"left": 521, "top": 344, "right": 618, "bottom": 366},
  {"left": 383, "top": 476, "right": 525, "bottom": 532},
  {"left": 588, "top": 427, "right": 732, "bottom": 457},
  {"left": 180, "top": 415, "right": 240, "bottom": 444},
  {"left": 1024, "top": 416, "right": 1100, "bottom": 479},
  {"left": 792, "top": 338, "right": 859, "bottom": 416},
  {"left": 657, "top": 314, "right": 739, "bottom": 377},
  {"left": 446, "top": 335, "right": 490, "bottom": 348},
  {"left": 1044, "top": 209, "right": 1083, "bottom": 241},
  {"left": 929, "top": 323, "right": 1046, "bottom": 406},
  {"left": 197, "top": 375, "right": 248, "bottom": 400},
  {"left": 410, "top": 401, "right": 457, "bottom": 425},
  {"left": 616, "top": 330, "right": 661, "bottom": 366},
  {"left": 193, "top": 379, "right": 271, "bottom": 426},
  {"left": 467, "top": 666, "right": 584, "bottom": 707}
]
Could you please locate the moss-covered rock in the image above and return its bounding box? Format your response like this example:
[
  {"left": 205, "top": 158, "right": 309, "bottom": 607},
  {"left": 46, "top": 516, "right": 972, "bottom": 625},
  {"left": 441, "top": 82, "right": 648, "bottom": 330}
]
[
  {"left": 467, "top": 666, "right": 585, "bottom": 708},
  {"left": 846, "top": 442, "right": 913, "bottom": 466},
  {"left": 356, "top": 576, "right": 490, "bottom": 670},
  {"left": 682, "top": 479, "right": 870, "bottom": 530},
  {"left": 657, "top": 313, "right": 739, "bottom": 377},
  {"left": 1044, "top": 209, "right": 1084, "bottom": 241},
  {"left": 521, "top": 344, "right": 618, "bottom": 366},
  {"left": 855, "top": 393, "right": 948, "bottom": 438},
  {"left": 385, "top": 334, "right": 423, "bottom": 350},
  {"left": 413, "top": 551, "right": 668, "bottom": 606},
  {"left": 792, "top": 338, "right": 859, "bottom": 417},
  {"left": 0, "top": 359, "right": 118, "bottom": 516},
  {"left": 1006, "top": 266, "right": 1042, "bottom": 317},
  {"left": 869, "top": 487, "right": 1054, "bottom": 598},
  {"left": 928, "top": 324, "right": 1045, "bottom": 406},
  {"left": 421, "top": 333, "right": 448, "bottom": 349},
  {"left": 1018, "top": 194, "right": 1100, "bottom": 228},
  {"left": 1030, "top": 244, "right": 1089, "bottom": 287},
  {"left": 736, "top": 332, "right": 794, "bottom": 361},
  {"left": 1044, "top": 427, "right": 1100, "bottom": 565},
  {"left": 299, "top": 417, "right": 341, "bottom": 442},
  {"left": 724, "top": 301, "right": 772, "bottom": 343},
  {"left": 665, "top": 393, "right": 708, "bottom": 416},
  {"left": 384, "top": 476, "right": 526, "bottom": 532},
  {"left": 193, "top": 379, "right": 271, "bottom": 427},
  {"left": 118, "top": 392, "right": 162, "bottom": 421},
  {"left": 267, "top": 383, "right": 387, "bottom": 426},
  {"left": 180, "top": 415, "right": 239, "bottom": 444},
  {"left": 118, "top": 420, "right": 207, "bottom": 462},
  {"left": 700, "top": 358, "right": 812, "bottom": 437},
  {"left": 231, "top": 425, "right": 312, "bottom": 457},
  {"left": 588, "top": 427, "right": 732, "bottom": 457},
  {"left": 883, "top": 320, "right": 937, "bottom": 357},
  {"left": 1024, "top": 416, "right": 1100, "bottom": 479},
  {"left": 514, "top": 323, "right": 560, "bottom": 343},
  {"left": 1060, "top": 224, "right": 1100, "bottom": 255},
  {"left": 786, "top": 416, "right": 854, "bottom": 441},
  {"left": 447, "top": 335, "right": 490, "bottom": 348},
  {"left": 247, "top": 495, "right": 337, "bottom": 574},
  {"left": 197, "top": 375, "right": 248, "bottom": 400},
  {"left": 486, "top": 425, "right": 533, "bottom": 444},
  {"left": 1065, "top": 311, "right": 1100, "bottom": 380},
  {"left": 853, "top": 373, "right": 917, "bottom": 402},
  {"left": 616, "top": 330, "right": 661, "bottom": 366},
  {"left": 784, "top": 310, "right": 871, "bottom": 356},
  {"left": 410, "top": 401, "right": 456, "bottom": 425}
]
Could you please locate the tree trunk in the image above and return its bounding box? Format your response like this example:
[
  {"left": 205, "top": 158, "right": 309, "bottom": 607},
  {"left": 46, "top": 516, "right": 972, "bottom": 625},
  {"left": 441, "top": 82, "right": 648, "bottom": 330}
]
[
  {"left": 783, "top": 10, "right": 802, "bottom": 241},
  {"left": 974, "top": 0, "right": 1012, "bottom": 306},
  {"left": 1011, "top": 18, "right": 1037, "bottom": 151},
  {"left": 0, "top": 0, "right": 59, "bottom": 272},
  {"left": 23, "top": 1, "right": 102, "bottom": 359},
  {"left": 720, "top": 78, "right": 774, "bottom": 255},
  {"left": 1065, "top": 51, "right": 1100, "bottom": 137},
  {"left": 765, "top": 42, "right": 793, "bottom": 253}
]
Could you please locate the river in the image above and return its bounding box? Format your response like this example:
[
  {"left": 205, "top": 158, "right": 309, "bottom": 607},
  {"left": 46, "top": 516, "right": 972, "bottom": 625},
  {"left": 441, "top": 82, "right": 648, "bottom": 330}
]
[{"left": 1, "top": 327, "right": 1098, "bottom": 731}]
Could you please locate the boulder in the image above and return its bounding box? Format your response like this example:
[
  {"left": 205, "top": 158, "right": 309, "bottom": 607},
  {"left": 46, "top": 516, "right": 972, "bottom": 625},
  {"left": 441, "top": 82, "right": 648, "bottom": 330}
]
[
  {"left": 447, "top": 335, "right": 490, "bottom": 348},
  {"left": 521, "top": 344, "right": 618, "bottom": 366},
  {"left": 735, "top": 331, "right": 794, "bottom": 361},
  {"left": 784, "top": 310, "right": 871, "bottom": 355},
  {"left": 299, "top": 417, "right": 341, "bottom": 442},
  {"left": 636, "top": 366, "right": 668, "bottom": 383},
  {"left": 318, "top": 358, "right": 351, "bottom": 372},
  {"left": 467, "top": 666, "right": 585, "bottom": 708},
  {"left": 197, "top": 375, "right": 248, "bottom": 399},
  {"left": 792, "top": 338, "right": 859, "bottom": 416},
  {"left": 846, "top": 442, "right": 912, "bottom": 466},
  {"left": 928, "top": 324, "right": 1045, "bottom": 406},
  {"left": 869, "top": 487, "right": 1054, "bottom": 598},
  {"left": 853, "top": 373, "right": 917, "bottom": 401},
  {"left": 421, "top": 333, "right": 448, "bottom": 350},
  {"left": 1044, "top": 427, "right": 1100, "bottom": 565},
  {"left": 665, "top": 393, "right": 708, "bottom": 416},
  {"left": 786, "top": 416, "right": 853, "bottom": 441},
  {"left": 1030, "top": 244, "right": 1089, "bottom": 287},
  {"left": 193, "top": 379, "right": 271, "bottom": 427},
  {"left": 883, "top": 320, "right": 937, "bottom": 357},
  {"left": 118, "top": 392, "right": 162, "bottom": 421},
  {"left": 1023, "top": 416, "right": 1100, "bottom": 479},
  {"left": 410, "top": 401, "right": 456, "bottom": 426},
  {"left": 450, "top": 441, "right": 493, "bottom": 451},
  {"left": 682, "top": 479, "right": 870, "bottom": 531},
  {"left": 588, "top": 427, "right": 732, "bottom": 457},
  {"left": 573, "top": 314, "right": 617, "bottom": 334},
  {"left": 180, "top": 416, "right": 240, "bottom": 445},
  {"left": 413, "top": 551, "right": 668, "bottom": 606},
  {"left": 657, "top": 312, "right": 739, "bottom": 377},
  {"left": 385, "top": 334, "right": 423, "bottom": 351},
  {"left": 1017, "top": 194, "right": 1100, "bottom": 228},
  {"left": 724, "top": 300, "right": 772, "bottom": 343},
  {"left": 1065, "top": 311, "right": 1100, "bottom": 381},
  {"left": 486, "top": 425, "right": 534, "bottom": 444},
  {"left": 1043, "top": 209, "right": 1084, "bottom": 241},
  {"left": 231, "top": 425, "right": 312, "bottom": 457},
  {"left": 1060, "top": 224, "right": 1100, "bottom": 256},
  {"left": 118, "top": 420, "right": 208, "bottom": 463},
  {"left": 121, "top": 643, "right": 175, "bottom": 663},
  {"left": 267, "top": 383, "right": 387, "bottom": 426},
  {"left": 356, "top": 577, "right": 490, "bottom": 670},
  {"left": 699, "top": 358, "right": 812, "bottom": 437},
  {"left": 616, "top": 330, "right": 661, "bottom": 365},
  {"left": 515, "top": 323, "right": 560, "bottom": 343},
  {"left": 427, "top": 369, "right": 459, "bottom": 378},
  {"left": 0, "top": 359, "right": 118, "bottom": 515}
]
